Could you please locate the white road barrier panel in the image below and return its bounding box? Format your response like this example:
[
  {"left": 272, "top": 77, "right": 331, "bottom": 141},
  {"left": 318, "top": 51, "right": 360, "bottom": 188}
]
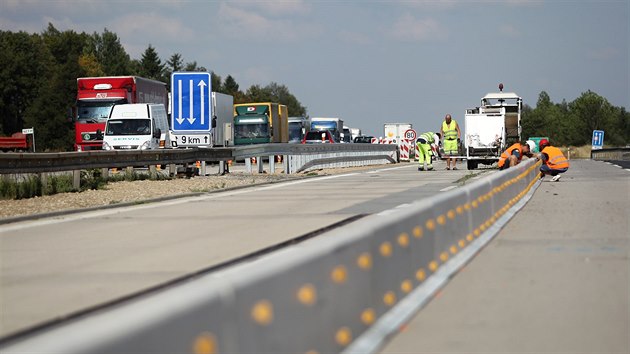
[{"left": 0, "top": 160, "right": 543, "bottom": 354}]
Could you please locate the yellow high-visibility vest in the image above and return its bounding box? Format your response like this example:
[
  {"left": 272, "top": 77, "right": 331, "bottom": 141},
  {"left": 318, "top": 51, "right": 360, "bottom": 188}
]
[{"left": 442, "top": 120, "right": 458, "bottom": 140}]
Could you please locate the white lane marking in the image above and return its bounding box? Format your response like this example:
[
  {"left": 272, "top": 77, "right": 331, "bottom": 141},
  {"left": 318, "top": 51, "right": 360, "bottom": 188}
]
[
  {"left": 367, "top": 164, "right": 416, "bottom": 174},
  {"left": 440, "top": 186, "right": 457, "bottom": 192},
  {"left": 257, "top": 173, "right": 359, "bottom": 190}
]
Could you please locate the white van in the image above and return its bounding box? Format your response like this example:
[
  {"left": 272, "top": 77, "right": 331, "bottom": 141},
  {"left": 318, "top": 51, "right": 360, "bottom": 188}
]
[{"left": 103, "top": 103, "right": 171, "bottom": 150}]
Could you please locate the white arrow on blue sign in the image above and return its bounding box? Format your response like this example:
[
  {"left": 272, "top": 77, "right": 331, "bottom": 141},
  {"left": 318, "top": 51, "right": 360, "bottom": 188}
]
[
  {"left": 171, "top": 72, "right": 212, "bottom": 132},
  {"left": 592, "top": 130, "right": 604, "bottom": 149}
]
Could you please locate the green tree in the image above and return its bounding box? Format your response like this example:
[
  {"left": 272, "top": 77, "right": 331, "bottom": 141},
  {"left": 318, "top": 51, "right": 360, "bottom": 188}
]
[
  {"left": 522, "top": 91, "right": 551, "bottom": 139},
  {"left": 568, "top": 91, "right": 615, "bottom": 145},
  {"left": 166, "top": 53, "right": 183, "bottom": 72},
  {"left": 222, "top": 75, "right": 240, "bottom": 95},
  {"left": 0, "top": 31, "right": 53, "bottom": 136},
  {"left": 24, "top": 24, "right": 86, "bottom": 150},
  {"left": 138, "top": 44, "right": 165, "bottom": 81},
  {"left": 243, "top": 82, "right": 307, "bottom": 116},
  {"left": 164, "top": 53, "right": 184, "bottom": 87},
  {"left": 85, "top": 28, "right": 131, "bottom": 75},
  {"left": 183, "top": 61, "right": 207, "bottom": 72},
  {"left": 222, "top": 75, "right": 244, "bottom": 101},
  {"left": 211, "top": 72, "right": 222, "bottom": 93},
  {"left": 616, "top": 107, "right": 630, "bottom": 145},
  {"left": 79, "top": 53, "right": 105, "bottom": 76}
]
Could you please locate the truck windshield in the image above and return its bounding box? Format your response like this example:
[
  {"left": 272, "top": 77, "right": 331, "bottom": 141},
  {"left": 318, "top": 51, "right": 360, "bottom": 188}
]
[
  {"left": 235, "top": 123, "right": 269, "bottom": 139},
  {"left": 105, "top": 119, "right": 151, "bottom": 136},
  {"left": 311, "top": 121, "right": 336, "bottom": 131},
  {"left": 288, "top": 122, "right": 303, "bottom": 142},
  {"left": 77, "top": 99, "right": 126, "bottom": 123}
]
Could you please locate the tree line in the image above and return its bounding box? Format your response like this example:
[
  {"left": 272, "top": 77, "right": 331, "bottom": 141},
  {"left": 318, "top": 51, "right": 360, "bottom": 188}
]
[
  {"left": 0, "top": 24, "right": 307, "bottom": 151},
  {"left": 522, "top": 91, "right": 629, "bottom": 147}
]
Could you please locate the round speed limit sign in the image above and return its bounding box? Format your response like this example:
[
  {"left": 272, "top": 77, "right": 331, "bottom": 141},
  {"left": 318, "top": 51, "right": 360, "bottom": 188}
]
[{"left": 404, "top": 129, "right": 416, "bottom": 140}]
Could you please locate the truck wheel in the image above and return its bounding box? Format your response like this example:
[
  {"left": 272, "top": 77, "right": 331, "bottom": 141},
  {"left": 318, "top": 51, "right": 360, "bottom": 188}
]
[{"left": 467, "top": 160, "right": 477, "bottom": 170}]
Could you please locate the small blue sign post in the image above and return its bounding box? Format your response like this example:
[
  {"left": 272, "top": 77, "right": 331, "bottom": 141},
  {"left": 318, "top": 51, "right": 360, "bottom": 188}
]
[
  {"left": 171, "top": 72, "right": 212, "bottom": 132},
  {"left": 592, "top": 130, "right": 604, "bottom": 150}
]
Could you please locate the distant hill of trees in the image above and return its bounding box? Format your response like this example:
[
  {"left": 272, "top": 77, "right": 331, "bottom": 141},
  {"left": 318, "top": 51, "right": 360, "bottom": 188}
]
[{"left": 0, "top": 24, "right": 307, "bottom": 151}]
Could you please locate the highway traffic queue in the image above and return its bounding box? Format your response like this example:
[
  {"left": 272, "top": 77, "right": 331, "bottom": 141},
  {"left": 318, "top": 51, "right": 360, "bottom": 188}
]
[{"left": 6, "top": 75, "right": 568, "bottom": 177}]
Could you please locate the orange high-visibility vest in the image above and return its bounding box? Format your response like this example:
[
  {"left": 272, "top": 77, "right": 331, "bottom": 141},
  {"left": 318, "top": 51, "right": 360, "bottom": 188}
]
[
  {"left": 542, "top": 146, "right": 570, "bottom": 169},
  {"left": 498, "top": 143, "right": 522, "bottom": 168}
]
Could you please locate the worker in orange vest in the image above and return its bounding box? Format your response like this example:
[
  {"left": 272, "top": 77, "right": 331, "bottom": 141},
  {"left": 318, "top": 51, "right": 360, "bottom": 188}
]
[
  {"left": 498, "top": 140, "right": 535, "bottom": 170},
  {"left": 538, "top": 139, "right": 569, "bottom": 181}
]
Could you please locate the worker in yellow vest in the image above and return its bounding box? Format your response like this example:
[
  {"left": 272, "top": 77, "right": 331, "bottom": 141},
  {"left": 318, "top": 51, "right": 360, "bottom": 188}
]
[
  {"left": 440, "top": 114, "right": 461, "bottom": 170},
  {"left": 538, "top": 139, "right": 570, "bottom": 181},
  {"left": 416, "top": 132, "right": 441, "bottom": 171}
]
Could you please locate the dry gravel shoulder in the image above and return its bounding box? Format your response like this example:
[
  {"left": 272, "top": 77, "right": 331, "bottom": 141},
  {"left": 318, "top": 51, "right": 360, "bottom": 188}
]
[{"left": 0, "top": 164, "right": 393, "bottom": 220}]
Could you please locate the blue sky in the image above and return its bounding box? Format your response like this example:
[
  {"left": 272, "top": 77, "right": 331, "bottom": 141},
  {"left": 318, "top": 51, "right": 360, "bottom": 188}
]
[{"left": 1, "top": 0, "right": 628, "bottom": 137}]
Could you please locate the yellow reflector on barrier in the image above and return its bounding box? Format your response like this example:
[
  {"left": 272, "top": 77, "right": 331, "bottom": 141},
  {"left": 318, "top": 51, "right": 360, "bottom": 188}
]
[
  {"left": 331, "top": 266, "right": 348, "bottom": 284},
  {"left": 380, "top": 242, "right": 393, "bottom": 257},
  {"left": 297, "top": 284, "right": 317, "bottom": 306},
  {"left": 383, "top": 291, "right": 397, "bottom": 306},
  {"left": 357, "top": 253, "right": 372, "bottom": 270},
  {"left": 251, "top": 300, "right": 273, "bottom": 325},
  {"left": 397, "top": 233, "right": 410, "bottom": 248},
  {"left": 401, "top": 279, "right": 413, "bottom": 293},
  {"left": 336, "top": 327, "right": 353, "bottom": 346},
  {"left": 361, "top": 308, "right": 376, "bottom": 325},
  {"left": 193, "top": 332, "right": 217, "bottom": 354}
]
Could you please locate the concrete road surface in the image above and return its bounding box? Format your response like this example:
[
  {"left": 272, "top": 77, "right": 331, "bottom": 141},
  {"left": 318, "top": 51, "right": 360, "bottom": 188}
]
[
  {"left": 380, "top": 159, "right": 629, "bottom": 353},
  {"left": 0, "top": 160, "right": 476, "bottom": 338}
]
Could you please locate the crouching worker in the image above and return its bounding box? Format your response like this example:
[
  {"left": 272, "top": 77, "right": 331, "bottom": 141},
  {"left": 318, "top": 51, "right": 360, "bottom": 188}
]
[
  {"left": 538, "top": 139, "right": 569, "bottom": 181},
  {"left": 416, "top": 132, "right": 441, "bottom": 171},
  {"left": 498, "top": 140, "right": 535, "bottom": 170}
]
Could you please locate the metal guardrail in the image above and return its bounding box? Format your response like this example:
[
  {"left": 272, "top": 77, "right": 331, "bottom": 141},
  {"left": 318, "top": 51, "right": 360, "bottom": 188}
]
[
  {"left": 0, "top": 149, "right": 232, "bottom": 174},
  {"left": 590, "top": 147, "right": 630, "bottom": 161},
  {"left": 0, "top": 144, "right": 398, "bottom": 175},
  {"left": 0, "top": 159, "right": 543, "bottom": 353}
]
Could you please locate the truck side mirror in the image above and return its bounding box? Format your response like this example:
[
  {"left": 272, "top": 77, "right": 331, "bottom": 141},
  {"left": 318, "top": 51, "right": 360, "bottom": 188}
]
[
  {"left": 96, "top": 129, "right": 103, "bottom": 140},
  {"left": 212, "top": 115, "right": 217, "bottom": 128},
  {"left": 154, "top": 128, "right": 161, "bottom": 139}
]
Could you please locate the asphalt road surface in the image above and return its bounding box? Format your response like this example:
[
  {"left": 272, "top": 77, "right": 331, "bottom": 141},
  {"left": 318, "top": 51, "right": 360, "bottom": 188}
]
[
  {"left": 380, "top": 159, "right": 629, "bottom": 353},
  {"left": 0, "top": 160, "right": 476, "bottom": 338}
]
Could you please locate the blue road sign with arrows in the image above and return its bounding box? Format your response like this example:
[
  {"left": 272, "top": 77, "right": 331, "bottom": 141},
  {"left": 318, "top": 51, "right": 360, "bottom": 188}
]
[{"left": 171, "top": 72, "right": 212, "bottom": 132}]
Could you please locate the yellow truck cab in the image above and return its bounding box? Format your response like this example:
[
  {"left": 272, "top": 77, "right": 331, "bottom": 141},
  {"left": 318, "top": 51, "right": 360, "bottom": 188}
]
[{"left": 233, "top": 102, "right": 288, "bottom": 145}]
